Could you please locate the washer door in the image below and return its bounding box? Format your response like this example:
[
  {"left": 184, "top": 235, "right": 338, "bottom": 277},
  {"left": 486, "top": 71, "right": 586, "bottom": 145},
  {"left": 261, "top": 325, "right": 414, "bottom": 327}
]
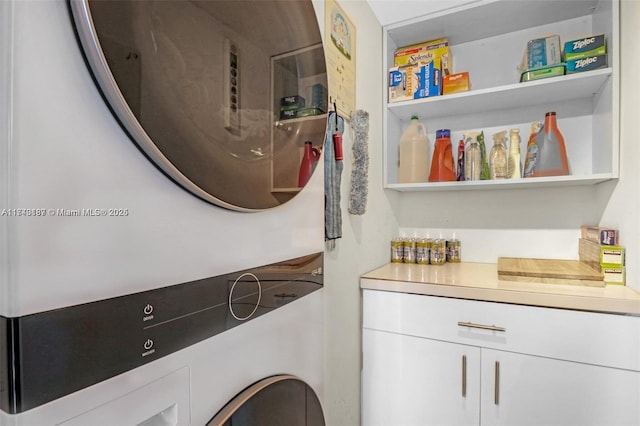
[
  {"left": 208, "top": 375, "right": 324, "bottom": 426},
  {"left": 70, "top": 0, "right": 327, "bottom": 211}
]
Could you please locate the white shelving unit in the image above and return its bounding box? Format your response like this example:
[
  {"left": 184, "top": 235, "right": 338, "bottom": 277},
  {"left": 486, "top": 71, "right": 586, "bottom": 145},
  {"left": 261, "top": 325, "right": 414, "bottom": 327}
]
[
  {"left": 383, "top": 0, "right": 619, "bottom": 191},
  {"left": 270, "top": 44, "right": 328, "bottom": 193}
]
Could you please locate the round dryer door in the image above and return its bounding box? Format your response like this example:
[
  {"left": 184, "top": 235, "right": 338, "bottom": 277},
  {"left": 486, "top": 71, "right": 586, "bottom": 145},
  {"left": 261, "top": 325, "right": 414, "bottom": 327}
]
[
  {"left": 208, "top": 375, "right": 325, "bottom": 426},
  {"left": 70, "top": 0, "right": 328, "bottom": 211}
]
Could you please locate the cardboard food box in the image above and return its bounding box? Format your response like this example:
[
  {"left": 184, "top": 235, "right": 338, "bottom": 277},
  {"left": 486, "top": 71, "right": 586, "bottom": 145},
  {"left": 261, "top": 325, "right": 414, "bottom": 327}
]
[
  {"left": 394, "top": 38, "right": 452, "bottom": 77},
  {"left": 413, "top": 61, "right": 440, "bottom": 99},
  {"left": 388, "top": 64, "right": 418, "bottom": 103},
  {"left": 520, "top": 64, "right": 565, "bottom": 82},
  {"left": 389, "top": 62, "right": 440, "bottom": 102},
  {"left": 602, "top": 266, "right": 625, "bottom": 285},
  {"left": 580, "top": 226, "right": 619, "bottom": 245},
  {"left": 443, "top": 72, "right": 470, "bottom": 95},
  {"left": 523, "top": 35, "right": 562, "bottom": 70}
]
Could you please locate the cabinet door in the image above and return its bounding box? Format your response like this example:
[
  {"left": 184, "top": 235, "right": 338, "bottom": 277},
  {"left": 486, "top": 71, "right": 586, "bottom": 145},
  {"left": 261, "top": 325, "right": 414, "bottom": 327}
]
[
  {"left": 362, "top": 328, "right": 480, "bottom": 426},
  {"left": 481, "top": 349, "right": 640, "bottom": 426}
]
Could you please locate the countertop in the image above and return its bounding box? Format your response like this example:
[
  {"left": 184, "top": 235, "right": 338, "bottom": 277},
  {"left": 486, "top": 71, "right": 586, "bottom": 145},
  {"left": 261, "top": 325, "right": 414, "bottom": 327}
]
[{"left": 360, "top": 262, "right": 640, "bottom": 315}]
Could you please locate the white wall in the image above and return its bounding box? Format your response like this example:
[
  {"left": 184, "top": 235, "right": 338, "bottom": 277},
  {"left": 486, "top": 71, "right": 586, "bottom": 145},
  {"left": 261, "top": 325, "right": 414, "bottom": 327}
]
[
  {"left": 319, "top": 1, "right": 398, "bottom": 425},
  {"left": 600, "top": 0, "right": 640, "bottom": 290}
]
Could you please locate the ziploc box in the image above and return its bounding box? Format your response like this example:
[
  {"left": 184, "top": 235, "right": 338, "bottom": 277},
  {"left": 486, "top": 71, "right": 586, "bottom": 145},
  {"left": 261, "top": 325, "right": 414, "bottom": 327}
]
[
  {"left": 567, "top": 54, "right": 607, "bottom": 74},
  {"left": 564, "top": 34, "right": 606, "bottom": 61},
  {"left": 394, "top": 38, "right": 452, "bottom": 76}
]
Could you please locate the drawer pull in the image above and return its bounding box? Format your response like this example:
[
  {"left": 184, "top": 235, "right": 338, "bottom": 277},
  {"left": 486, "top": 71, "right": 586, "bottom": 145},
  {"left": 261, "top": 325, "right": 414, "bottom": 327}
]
[
  {"left": 458, "top": 321, "right": 506, "bottom": 332},
  {"left": 494, "top": 361, "right": 500, "bottom": 405},
  {"left": 461, "top": 355, "right": 467, "bottom": 397}
]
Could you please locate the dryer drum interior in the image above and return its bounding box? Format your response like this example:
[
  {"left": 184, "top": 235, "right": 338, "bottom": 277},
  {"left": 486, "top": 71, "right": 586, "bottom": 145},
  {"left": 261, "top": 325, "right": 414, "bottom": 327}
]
[
  {"left": 208, "top": 375, "right": 325, "bottom": 426},
  {"left": 69, "top": 0, "right": 328, "bottom": 211}
]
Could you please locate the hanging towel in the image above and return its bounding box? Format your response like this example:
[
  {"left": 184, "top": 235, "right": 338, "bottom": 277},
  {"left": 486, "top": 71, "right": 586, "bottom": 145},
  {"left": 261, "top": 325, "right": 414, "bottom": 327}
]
[
  {"left": 325, "top": 111, "right": 344, "bottom": 243},
  {"left": 349, "top": 110, "right": 369, "bottom": 215}
]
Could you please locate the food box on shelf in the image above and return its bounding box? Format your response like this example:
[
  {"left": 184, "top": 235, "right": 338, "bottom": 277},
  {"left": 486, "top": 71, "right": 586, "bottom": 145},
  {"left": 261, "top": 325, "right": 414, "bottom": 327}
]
[
  {"left": 581, "top": 226, "right": 619, "bottom": 245},
  {"left": 443, "top": 72, "right": 470, "bottom": 94},
  {"left": 520, "top": 64, "right": 565, "bottom": 82},
  {"left": 394, "top": 38, "right": 452, "bottom": 76}
]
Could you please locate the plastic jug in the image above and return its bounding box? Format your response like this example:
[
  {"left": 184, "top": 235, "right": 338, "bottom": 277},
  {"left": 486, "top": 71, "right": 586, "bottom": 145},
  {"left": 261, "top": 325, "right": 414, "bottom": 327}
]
[
  {"left": 298, "top": 141, "right": 321, "bottom": 187},
  {"left": 429, "top": 129, "right": 456, "bottom": 182},
  {"left": 398, "top": 116, "right": 430, "bottom": 183},
  {"left": 531, "top": 112, "right": 569, "bottom": 177}
]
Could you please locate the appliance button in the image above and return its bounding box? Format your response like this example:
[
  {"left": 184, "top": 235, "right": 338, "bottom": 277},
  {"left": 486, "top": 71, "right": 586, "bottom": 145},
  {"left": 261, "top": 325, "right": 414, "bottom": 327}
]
[
  {"left": 143, "top": 304, "right": 154, "bottom": 315},
  {"left": 144, "top": 339, "right": 154, "bottom": 350}
]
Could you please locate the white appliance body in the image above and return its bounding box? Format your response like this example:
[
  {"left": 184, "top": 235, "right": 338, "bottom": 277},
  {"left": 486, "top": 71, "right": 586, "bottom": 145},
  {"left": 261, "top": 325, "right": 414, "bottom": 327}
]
[{"left": 0, "top": 0, "right": 325, "bottom": 424}]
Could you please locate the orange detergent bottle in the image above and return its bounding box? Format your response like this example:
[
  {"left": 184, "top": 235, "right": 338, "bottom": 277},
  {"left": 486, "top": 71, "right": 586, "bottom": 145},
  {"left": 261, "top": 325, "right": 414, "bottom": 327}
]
[{"left": 429, "top": 129, "right": 457, "bottom": 182}]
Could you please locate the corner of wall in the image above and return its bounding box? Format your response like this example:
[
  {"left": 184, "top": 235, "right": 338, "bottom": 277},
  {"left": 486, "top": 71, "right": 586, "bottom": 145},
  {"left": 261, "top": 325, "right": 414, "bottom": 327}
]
[{"left": 0, "top": 0, "right": 15, "bottom": 315}]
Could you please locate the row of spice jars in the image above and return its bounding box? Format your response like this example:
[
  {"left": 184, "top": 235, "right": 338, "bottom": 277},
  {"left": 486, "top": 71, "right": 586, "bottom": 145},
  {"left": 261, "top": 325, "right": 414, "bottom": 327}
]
[{"left": 391, "top": 237, "right": 461, "bottom": 265}]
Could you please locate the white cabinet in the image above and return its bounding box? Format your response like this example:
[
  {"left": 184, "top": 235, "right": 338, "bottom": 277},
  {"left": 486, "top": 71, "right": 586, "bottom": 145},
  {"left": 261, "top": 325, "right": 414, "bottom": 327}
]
[
  {"left": 362, "top": 290, "right": 640, "bottom": 426},
  {"left": 362, "top": 329, "right": 480, "bottom": 426},
  {"left": 481, "top": 349, "right": 640, "bottom": 426},
  {"left": 382, "top": 0, "right": 619, "bottom": 190}
]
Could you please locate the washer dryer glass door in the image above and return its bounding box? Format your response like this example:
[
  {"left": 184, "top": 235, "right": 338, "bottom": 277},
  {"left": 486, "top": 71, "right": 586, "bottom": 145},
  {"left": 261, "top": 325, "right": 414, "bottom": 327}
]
[
  {"left": 70, "top": 0, "right": 328, "bottom": 211},
  {"left": 208, "top": 375, "right": 324, "bottom": 426}
]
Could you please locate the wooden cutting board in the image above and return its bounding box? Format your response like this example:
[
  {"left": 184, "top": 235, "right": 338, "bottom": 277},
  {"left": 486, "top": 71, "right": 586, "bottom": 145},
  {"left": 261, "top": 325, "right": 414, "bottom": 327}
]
[{"left": 497, "top": 257, "right": 605, "bottom": 287}]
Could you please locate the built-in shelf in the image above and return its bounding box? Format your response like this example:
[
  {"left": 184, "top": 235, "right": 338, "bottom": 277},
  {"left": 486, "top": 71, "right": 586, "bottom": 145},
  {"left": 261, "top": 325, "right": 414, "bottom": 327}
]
[
  {"left": 383, "top": 0, "right": 619, "bottom": 191},
  {"left": 386, "top": 173, "right": 616, "bottom": 192},
  {"left": 387, "top": 69, "right": 612, "bottom": 121}
]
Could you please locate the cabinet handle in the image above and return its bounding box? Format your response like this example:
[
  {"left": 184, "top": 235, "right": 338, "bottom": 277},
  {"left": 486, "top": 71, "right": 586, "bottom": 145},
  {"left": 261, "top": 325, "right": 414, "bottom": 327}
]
[
  {"left": 458, "top": 321, "right": 506, "bottom": 332},
  {"left": 494, "top": 361, "right": 500, "bottom": 405},
  {"left": 461, "top": 355, "right": 467, "bottom": 397}
]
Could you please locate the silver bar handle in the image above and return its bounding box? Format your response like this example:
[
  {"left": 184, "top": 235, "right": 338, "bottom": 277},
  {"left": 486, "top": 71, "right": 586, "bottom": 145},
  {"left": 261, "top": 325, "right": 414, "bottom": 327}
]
[
  {"left": 461, "top": 355, "right": 467, "bottom": 397},
  {"left": 494, "top": 361, "right": 500, "bottom": 405},
  {"left": 458, "top": 321, "right": 506, "bottom": 332}
]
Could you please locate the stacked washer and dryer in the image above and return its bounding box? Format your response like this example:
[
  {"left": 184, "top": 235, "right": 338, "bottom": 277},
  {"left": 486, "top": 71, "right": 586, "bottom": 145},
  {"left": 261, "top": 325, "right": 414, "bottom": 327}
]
[{"left": 1, "top": 0, "right": 327, "bottom": 424}]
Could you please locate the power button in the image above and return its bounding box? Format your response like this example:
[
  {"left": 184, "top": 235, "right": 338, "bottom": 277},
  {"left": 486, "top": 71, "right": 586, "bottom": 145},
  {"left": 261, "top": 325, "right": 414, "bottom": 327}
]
[
  {"left": 143, "top": 304, "right": 153, "bottom": 315},
  {"left": 144, "top": 339, "right": 154, "bottom": 350},
  {"left": 143, "top": 304, "right": 154, "bottom": 322}
]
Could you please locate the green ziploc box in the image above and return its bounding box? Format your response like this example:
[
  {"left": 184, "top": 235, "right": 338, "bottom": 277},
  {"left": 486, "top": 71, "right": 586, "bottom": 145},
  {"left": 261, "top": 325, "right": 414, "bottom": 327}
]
[{"left": 564, "top": 34, "right": 606, "bottom": 61}]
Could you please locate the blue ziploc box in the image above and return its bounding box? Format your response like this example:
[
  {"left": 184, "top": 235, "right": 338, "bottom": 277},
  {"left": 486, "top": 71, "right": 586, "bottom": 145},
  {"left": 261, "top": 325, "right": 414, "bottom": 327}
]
[
  {"left": 564, "top": 34, "right": 606, "bottom": 61},
  {"left": 567, "top": 54, "right": 607, "bottom": 74},
  {"left": 413, "top": 61, "right": 441, "bottom": 99}
]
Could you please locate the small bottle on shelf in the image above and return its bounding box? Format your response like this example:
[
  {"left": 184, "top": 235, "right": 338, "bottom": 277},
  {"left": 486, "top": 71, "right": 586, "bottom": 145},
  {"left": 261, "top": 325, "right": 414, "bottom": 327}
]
[
  {"left": 523, "top": 121, "right": 542, "bottom": 177},
  {"left": 464, "top": 132, "right": 481, "bottom": 181},
  {"left": 456, "top": 139, "right": 465, "bottom": 181},
  {"left": 489, "top": 130, "right": 508, "bottom": 179},
  {"left": 477, "top": 131, "right": 491, "bottom": 180},
  {"left": 507, "top": 128, "right": 522, "bottom": 179}
]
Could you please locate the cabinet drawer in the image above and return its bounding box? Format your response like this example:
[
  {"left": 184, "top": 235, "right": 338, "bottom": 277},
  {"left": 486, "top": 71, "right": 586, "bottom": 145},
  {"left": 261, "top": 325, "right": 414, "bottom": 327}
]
[{"left": 363, "top": 290, "right": 640, "bottom": 371}]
